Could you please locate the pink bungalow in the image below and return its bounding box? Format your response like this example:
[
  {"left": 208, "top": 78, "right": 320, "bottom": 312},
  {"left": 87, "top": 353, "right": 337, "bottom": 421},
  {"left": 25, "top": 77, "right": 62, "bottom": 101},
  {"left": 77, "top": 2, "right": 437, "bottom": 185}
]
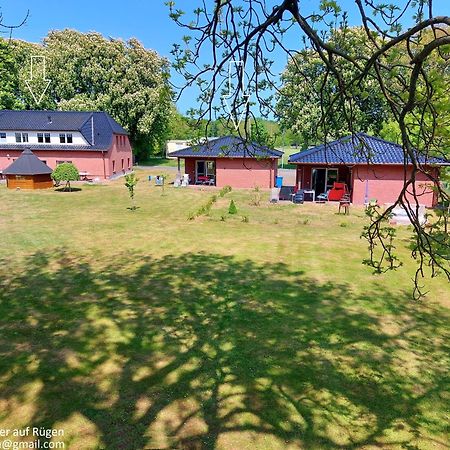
[
  {"left": 289, "top": 133, "right": 449, "bottom": 207},
  {"left": 0, "top": 110, "right": 133, "bottom": 179},
  {"left": 171, "top": 136, "right": 283, "bottom": 188}
]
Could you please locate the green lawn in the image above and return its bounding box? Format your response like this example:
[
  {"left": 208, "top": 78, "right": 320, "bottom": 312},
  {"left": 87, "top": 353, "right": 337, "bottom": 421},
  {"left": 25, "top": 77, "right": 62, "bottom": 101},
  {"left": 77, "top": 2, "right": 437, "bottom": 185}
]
[
  {"left": 137, "top": 156, "right": 180, "bottom": 167},
  {"left": 0, "top": 169, "right": 449, "bottom": 450}
]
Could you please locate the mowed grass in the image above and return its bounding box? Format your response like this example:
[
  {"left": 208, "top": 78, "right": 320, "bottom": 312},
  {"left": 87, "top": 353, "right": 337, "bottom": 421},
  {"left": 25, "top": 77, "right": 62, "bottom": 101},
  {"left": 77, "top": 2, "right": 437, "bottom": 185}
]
[{"left": 0, "top": 168, "right": 449, "bottom": 450}]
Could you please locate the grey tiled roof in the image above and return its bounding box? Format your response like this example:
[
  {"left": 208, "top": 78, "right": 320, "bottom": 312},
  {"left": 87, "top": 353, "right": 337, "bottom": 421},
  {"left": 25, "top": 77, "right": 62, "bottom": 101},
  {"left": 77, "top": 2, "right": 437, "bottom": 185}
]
[
  {"left": 0, "top": 110, "right": 128, "bottom": 151},
  {"left": 170, "top": 136, "right": 283, "bottom": 159},
  {"left": 289, "top": 133, "right": 449, "bottom": 165},
  {"left": 3, "top": 148, "right": 52, "bottom": 175}
]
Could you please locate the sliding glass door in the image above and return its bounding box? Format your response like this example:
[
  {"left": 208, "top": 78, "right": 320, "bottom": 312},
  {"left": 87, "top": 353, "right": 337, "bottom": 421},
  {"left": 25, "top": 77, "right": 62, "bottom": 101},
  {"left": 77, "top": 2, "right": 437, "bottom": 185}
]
[
  {"left": 311, "top": 168, "right": 338, "bottom": 195},
  {"left": 195, "top": 160, "right": 216, "bottom": 183}
]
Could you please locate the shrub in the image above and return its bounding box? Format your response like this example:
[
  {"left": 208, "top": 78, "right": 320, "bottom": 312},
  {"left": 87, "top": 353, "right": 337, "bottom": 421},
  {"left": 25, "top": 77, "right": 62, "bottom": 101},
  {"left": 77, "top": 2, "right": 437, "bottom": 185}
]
[
  {"left": 228, "top": 199, "right": 238, "bottom": 214},
  {"left": 219, "top": 185, "right": 232, "bottom": 197},
  {"left": 250, "top": 186, "right": 261, "bottom": 206},
  {"left": 51, "top": 163, "right": 79, "bottom": 191},
  {"left": 124, "top": 171, "right": 139, "bottom": 210}
]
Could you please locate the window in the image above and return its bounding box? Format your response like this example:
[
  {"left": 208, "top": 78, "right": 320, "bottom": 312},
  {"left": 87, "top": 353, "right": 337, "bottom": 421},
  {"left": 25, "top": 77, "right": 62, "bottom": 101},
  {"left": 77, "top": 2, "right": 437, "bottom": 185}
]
[
  {"left": 67, "top": 134, "right": 73, "bottom": 144},
  {"left": 112, "top": 160, "right": 116, "bottom": 173},
  {"left": 37, "top": 133, "right": 44, "bottom": 143},
  {"left": 44, "top": 133, "right": 51, "bottom": 143},
  {"left": 0, "top": 132, "right": 6, "bottom": 139},
  {"left": 59, "top": 134, "right": 66, "bottom": 144},
  {"left": 16, "top": 133, "right": 28, "bottom": 143},
  {"left": 56, "top": 160, "right": 72, "bottom": 165},
  {"left": 127, "top": 157, "right": 130, "bottom": 169}
]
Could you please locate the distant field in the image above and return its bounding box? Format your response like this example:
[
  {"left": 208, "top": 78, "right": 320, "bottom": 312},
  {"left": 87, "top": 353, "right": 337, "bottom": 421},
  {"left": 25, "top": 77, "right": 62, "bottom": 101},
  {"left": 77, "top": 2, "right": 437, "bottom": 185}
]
[
  {"left": 277, "top": 146, "right": 301, "bottom": 168},
  {"left": 0, "top": 170, "right": 448, "bottom": 450}
]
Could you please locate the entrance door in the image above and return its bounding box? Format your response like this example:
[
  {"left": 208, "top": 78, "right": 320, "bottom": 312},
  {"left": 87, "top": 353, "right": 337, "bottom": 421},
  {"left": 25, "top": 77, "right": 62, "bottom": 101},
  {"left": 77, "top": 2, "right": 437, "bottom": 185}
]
[
  {"left": 196, "top": 161, "right": 205, "bottom": 181},
  {"left": 312, "top": 168, "right": 326, "bottom": 196}
]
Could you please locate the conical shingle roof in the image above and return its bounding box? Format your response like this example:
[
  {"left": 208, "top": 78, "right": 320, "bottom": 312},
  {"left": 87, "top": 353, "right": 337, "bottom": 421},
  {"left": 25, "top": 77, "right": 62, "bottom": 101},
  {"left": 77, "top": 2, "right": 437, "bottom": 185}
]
[{"left": 3, "top": 148, "right": 53, "bottom": 175}]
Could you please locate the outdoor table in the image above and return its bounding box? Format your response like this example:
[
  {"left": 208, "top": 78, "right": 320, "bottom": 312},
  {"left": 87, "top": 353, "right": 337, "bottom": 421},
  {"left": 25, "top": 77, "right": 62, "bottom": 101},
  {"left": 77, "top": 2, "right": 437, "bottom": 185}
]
[{"left": 303, "top": 189, "right": 315, "bottom": 202}]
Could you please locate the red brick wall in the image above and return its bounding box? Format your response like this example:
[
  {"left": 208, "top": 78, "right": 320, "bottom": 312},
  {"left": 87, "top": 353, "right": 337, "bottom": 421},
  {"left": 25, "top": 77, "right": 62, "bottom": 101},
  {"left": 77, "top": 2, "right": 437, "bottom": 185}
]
[
  {"left": 295, "top": 163, "right": 439, "bottom": 206},
  {"left": 352, "top": 165, "right": 438, "bottom": 206},
  {"left": 0, "top": 134, "right": 133, "bottom": 179},
  {"left": 216, "top": 158, "right": 277, "bottom": 188},
  {"left": 182, "top": 157, "right": 277, "bottom": 188}
]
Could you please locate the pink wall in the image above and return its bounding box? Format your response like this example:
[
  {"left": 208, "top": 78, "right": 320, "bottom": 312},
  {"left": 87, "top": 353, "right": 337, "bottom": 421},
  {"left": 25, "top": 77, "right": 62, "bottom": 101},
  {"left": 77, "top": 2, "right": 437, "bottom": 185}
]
[
  {"left": 217, "top": 158, "right": 277, "bottom": 188},
  {"left": 0, "top": 134, "right": 133, "bottom": 179},
  {"left": 106, "top": 134, "right": 133, "bottom": 177},
  {"left": 295, "top": 164, "right": 439, "bottom": 206},
  {"left": 352, "top": 165, "right": 438, "bottom": 207},
  {"left": 182, "top": 157, "right": 277, "bottom": 188}
]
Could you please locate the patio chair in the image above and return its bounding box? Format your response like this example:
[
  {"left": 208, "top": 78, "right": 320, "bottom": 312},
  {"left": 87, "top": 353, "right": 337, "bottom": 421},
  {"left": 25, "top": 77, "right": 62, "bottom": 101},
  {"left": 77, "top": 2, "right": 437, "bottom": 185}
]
[
  {"left": 293, "top": 189, "right": 304, "bottom": 204},
  {"left": 316, "top": 190, "right": 330, "bottom": 203},
  {"left": 270, "top": 188, "right": 280, "bottom": 203},
  {"left": 339, "top": 194, "right": 351, "bottom": 215},
  {"left": 181, "top": 174, "right": 190, "bottom": 187},
  {"left": 328, "top": 182, "right": 349, "bottom": 201}
]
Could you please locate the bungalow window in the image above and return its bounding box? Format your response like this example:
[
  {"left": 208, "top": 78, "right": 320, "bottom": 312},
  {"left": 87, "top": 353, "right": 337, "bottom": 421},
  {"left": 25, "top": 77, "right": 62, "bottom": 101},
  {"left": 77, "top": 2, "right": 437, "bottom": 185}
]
[
  {"left": 112, "top": 160, "right": 116, "bottom": 173},
  {"left": 127, "top": 157, "right": 130, "bottom": 169},
  {"left": 37, "top": 133, "right": 44, "bottom": 143},
  {"left": 59, "top": 134, "right": 66, "bottom": 143},
  {"left": 67, "top": 134, "right": 73, "bottom": 144},
  {"left": 0, "top": 132, "right": 6, "bottom": 139},
  {"left": 121, "top": 158, "right": 124, "bottom": 170},
  {"left": 56, "top": 160, "right": 72, "bottom": 165},
  {"left": 44, "top": 133, "right": 51, "bottom": 143}
]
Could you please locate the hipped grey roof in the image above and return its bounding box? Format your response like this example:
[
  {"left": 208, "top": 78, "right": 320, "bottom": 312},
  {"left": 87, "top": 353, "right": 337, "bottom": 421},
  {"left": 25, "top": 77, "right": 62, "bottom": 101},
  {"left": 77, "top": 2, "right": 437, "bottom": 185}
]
[
  {"left": 0, "top": 110, "right": 128, "bottom": 151},
  {"left": 170, "top": 136, "right": 283, "bottom": 159},
  {"left": 289, "top": 133, "right": 450, "bottom": 166},
  {"left": 3, "top": 148, "right": 53, "bottom": 175}
]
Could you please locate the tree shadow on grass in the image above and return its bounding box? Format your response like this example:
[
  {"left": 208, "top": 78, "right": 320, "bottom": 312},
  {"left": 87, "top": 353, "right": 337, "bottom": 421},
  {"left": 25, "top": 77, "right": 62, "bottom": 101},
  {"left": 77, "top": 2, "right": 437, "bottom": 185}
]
[
  {"left": 54, "top": 187, "right": 83, "bottom": 193},
  {"left": 0, "top": 252, "right": 448, "bottom": 449}
]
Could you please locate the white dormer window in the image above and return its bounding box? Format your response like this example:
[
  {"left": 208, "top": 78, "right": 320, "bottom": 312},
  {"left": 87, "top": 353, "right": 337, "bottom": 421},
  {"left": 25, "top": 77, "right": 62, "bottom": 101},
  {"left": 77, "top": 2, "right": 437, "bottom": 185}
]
[
  {"left": 15, "top": 133, "right": 29, "bottom": 143},
  {"left": 59, "top": 133, "right": 74, "bottom": 144},
  {"left": 44, "top": 133, "right": 51, "bottom": 143},
  {"left": 0, "top": 132, "right": 6, "bottom": 139}
]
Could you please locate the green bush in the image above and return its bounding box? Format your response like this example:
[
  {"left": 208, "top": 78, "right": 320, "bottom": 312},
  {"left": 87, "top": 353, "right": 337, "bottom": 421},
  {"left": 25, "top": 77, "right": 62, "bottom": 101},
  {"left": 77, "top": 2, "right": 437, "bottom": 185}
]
[
  {"left": 228, "top": 199, "right": 238, "bottom": 215},
  {"left": 51, "top": 163, "right": 79, "bottom": 191},
  {"left": 219, "top": 185, "right": 232, "bottom": 197}
]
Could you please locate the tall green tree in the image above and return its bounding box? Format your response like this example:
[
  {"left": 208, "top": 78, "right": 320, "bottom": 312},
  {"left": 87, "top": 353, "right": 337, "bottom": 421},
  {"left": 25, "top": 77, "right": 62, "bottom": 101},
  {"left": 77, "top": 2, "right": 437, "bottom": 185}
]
[
  {"left": 5, "top": 30, "right": 172, "bottom": 159},
  {"left": 276, "top": 27, "right": 390, "bottom": 148},
  {"left": 0, "top": 39, "right": 22, "bottom": 109}
]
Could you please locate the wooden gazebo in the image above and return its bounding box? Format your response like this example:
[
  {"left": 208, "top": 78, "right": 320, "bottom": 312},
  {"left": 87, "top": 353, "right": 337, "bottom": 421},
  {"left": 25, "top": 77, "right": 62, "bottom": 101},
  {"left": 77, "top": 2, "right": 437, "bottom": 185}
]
[{"left": 3, "top": 148, "right": 53, "bottom": 189}]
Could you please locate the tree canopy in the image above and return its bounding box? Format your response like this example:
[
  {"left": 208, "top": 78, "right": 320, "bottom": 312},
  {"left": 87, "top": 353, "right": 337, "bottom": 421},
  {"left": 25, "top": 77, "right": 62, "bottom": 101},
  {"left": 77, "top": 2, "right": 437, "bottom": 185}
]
[
  {"left": 169, "top": 0, "right": 450, "bottom": 297},
  {"left": 51, "top": 162, "right": 79, "bottom": 191},
  {"left": 3, "top": 30, "right": 172, "bottom": 159}
]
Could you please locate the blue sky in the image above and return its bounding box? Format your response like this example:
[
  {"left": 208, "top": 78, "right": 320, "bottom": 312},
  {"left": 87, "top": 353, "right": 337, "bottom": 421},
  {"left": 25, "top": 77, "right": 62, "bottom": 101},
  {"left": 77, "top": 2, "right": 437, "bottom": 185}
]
[{"left": 2, "top": 0, "right": 449, "bottom": 113}]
